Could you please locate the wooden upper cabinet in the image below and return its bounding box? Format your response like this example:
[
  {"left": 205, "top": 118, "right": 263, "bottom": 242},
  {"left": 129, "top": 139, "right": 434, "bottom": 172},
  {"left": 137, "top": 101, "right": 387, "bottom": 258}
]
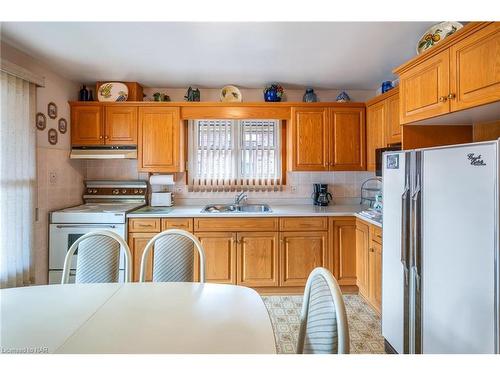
[
  {"left": 138, "top": 107, "right": 183, "bottom": 172},
  {"left": 329, "top": 108, "right": 366, "bottom": 171},
  {"left": 450, "top": 23, "right": 500, "bottom": 112},
  {"left": 385, "top": 93, "right": 401, "bottom": 144},
  {"left": 280, "top": 231, "right": 328, "bottom": 287},
  {"left": 104, "top": 106, "right": 138, "bottom": 145},
  {"left": 366, "top": 101, "right": 385, "bottom": 171},
  {"left": 195, "top": 232, "right": 237, "bottom": 284},
  {"left": 289, "top": 107, "right": 329, "bottom": 171},
  {"left": 71, "top": 105, "right": 103, "bottom": 145},
  {"left": 399, "top": 49, "right": 450, "bottom": 124},
  {"left": 236, "top": 232, "right": 279, "bottom": 287}
]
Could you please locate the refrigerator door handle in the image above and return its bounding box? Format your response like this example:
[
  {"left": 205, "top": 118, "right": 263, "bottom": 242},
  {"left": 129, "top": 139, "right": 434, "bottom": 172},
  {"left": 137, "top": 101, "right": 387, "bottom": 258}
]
[
  {"left": 401, "top": 187, "right": 411, "bottom": 285},
  {"left": 411, "top": 185, "right": 422, "bottom": 292}
]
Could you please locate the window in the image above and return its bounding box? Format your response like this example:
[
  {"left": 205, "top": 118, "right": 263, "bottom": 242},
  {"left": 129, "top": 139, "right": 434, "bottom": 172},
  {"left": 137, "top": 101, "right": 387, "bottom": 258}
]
[{"left": 188, "top": 119, "right": 282, "bottom": 191}]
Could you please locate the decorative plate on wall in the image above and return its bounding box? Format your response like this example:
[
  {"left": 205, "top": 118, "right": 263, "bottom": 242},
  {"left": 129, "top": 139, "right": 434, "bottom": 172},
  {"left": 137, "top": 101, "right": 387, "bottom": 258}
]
[
  {"left": 58, "top": 118, "right": 67, "bottom": 134},
  {"left": 36, "top": 112, "right": 46, "bottom": 130},
  {"left": 48, "top": 128, "right": 58, "bottom": 145},
  {"left": 220, "top": 85, "right": 242, "bottom": 102},
  {"left": 98, "top": 82, "right": 129, "bottom": 102},
  {"left": 417, "top": 21, "right": 463, "bottom": 54},
  {"left": 47, "top": 102, "right": 57, "bottom": 119}
]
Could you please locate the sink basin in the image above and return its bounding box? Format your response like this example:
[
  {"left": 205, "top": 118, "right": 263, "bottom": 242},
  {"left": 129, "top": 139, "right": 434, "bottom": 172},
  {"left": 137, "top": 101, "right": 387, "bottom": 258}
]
[{"left": 202, "top": 204, "right": 272, "bottom": 213}]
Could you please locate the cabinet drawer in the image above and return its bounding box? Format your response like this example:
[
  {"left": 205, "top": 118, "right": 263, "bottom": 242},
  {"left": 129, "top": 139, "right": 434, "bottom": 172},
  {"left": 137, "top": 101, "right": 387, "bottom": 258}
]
[
  {"left": 371, "top": 225, "right": 382, "bottom": 245},
  {"left": 161, "top": 218, "right": 193, "bottom": 232},
  {"left": 194, "top": 218, "right": 279, "bottom": 232},
  {"left": 279, "top": 217, "right": 328, "bottom": 231},
  {"left": 128, "top": 218, "right": 161, "bottom": 233}
]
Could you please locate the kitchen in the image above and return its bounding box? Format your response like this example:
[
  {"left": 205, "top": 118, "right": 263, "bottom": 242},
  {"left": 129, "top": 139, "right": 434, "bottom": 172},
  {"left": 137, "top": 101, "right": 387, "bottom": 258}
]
[{"left": 0, "top": 5, "right": 499, "bottom": 373}]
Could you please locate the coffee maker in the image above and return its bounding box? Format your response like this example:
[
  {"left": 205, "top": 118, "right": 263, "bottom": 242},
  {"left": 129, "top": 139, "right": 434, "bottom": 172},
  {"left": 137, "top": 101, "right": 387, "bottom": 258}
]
[{"left": 312, "top": 183, "right": 333, "bottom": 206}]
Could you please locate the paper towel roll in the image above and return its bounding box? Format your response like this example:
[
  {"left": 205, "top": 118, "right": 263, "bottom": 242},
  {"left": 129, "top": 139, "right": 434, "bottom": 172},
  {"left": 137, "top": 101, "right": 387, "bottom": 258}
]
[{"left": 149, "top": 174, "right": 175, "bottom": 185}]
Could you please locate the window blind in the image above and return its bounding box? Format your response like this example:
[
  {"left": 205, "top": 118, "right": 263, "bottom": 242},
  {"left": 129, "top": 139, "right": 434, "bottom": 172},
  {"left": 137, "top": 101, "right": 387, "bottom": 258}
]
[{"left": 188, "top": 119, "right": 282, "bottom": 192}]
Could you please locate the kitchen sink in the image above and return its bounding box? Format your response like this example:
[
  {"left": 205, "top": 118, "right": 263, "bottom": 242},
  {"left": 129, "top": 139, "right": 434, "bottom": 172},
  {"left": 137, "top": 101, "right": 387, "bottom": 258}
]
[{"left": 202, "top": 204, "right": 272, "bottom": 213}]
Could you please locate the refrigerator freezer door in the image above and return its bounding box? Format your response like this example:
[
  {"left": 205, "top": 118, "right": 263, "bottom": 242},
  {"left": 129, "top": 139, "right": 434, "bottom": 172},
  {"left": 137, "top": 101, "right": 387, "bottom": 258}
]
[
  {"left": 421, "top": 142, "right": 497, "bottom": 353},
  {"left": 382, "top": 151, "right": 408, "bottom": 353}
]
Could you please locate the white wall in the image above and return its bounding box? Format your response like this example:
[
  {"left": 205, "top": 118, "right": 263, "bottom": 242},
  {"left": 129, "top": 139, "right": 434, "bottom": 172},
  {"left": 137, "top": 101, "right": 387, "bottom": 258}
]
[{"left": 1, "top": 41, "right": 84, "bottom": 285}]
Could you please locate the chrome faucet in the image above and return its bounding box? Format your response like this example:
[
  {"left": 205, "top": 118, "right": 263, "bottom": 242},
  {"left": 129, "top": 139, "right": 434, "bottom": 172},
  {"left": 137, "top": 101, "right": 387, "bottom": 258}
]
[{"left": 234, "top": 192, "right": 248, "bottom": 205}]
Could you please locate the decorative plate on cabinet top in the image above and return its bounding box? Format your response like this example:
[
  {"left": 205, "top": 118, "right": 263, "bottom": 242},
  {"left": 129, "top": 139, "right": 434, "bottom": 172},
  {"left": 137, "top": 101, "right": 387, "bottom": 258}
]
[
  {"left": 417, "top": 21, "right": 463, "bottom": 54},
  {"left": 220, "top": 85, "right": 242, "bottom": 102},
  {"left": 97, "top": 82, "right": 129, "bottom": 102}
]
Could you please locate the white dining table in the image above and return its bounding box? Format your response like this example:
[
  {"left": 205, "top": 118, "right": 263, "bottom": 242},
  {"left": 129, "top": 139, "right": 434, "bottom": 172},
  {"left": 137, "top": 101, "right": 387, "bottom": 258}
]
[{"left": 0, "top": 282, "right": 276, "bottom": 354}]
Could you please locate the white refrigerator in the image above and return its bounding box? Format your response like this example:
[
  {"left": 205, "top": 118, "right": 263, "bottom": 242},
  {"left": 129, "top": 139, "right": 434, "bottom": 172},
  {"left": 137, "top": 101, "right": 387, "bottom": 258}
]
[{"left": 381, "top": 140, "right": 499, "bottom": 354}]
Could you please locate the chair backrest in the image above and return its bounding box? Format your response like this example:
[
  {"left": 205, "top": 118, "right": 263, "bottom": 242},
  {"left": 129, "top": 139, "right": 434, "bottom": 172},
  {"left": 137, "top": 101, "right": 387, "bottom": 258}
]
[
  {"left": 296, "top": 267, "right": 350, "bottom": 354},
  {"left": 61, "top": 230, "right": 132, "bottom": 284},
  {"left": 139, "top": 229, "right": 206, "bottom": 283}
]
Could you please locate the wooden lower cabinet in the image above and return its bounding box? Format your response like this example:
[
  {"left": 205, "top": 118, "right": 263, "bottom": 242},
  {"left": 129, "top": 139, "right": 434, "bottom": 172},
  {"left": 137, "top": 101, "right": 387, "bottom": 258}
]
[
  {"left": 280, "top": 231, "right": 328, "bottom": 287},
  {"left": 237, "top": 232, "right": 279, "bottom": 287},
  {"left": 355, "top": 220, "right": 369, "bottom": 297},
  {"left": 330, "top": 217, "right": 357, "bottom": 286},
  {"left": 195, "top": 232, "right": 237, "bottom": 284},
  {"left": 369, "top": 240, "right": 382, "bottom": 313},
  {"left": 128, "top": 232, "right": 155, "bottom": 282},
  {"left": 355, "top": 219, "right": 383, "bottom": 313}
]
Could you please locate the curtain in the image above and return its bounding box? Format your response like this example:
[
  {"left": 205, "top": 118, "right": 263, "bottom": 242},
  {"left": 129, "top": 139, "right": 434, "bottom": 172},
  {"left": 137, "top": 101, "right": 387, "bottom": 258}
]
[
  {"left": 188, "top": 119, "right": 282, "bottom": 192},
  {"left": 0, "top": 71, "right": 36, "bottom": 288}
]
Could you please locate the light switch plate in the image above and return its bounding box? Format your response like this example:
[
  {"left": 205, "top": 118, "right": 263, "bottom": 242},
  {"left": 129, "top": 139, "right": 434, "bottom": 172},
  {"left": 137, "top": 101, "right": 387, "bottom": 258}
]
[{"left": 49, "top": 171, "right": 57, "bottom": 185}]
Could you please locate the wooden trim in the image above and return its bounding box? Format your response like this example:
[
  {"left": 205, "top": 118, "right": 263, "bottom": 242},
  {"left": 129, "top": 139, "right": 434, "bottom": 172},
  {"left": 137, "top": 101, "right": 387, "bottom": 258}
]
[
  {"left": 473, "top": 120, "right": 500, "bottom": 142},
  {"left": 393, "top": 22, "right": 492, "bottom": 76},
  {"left": 365, "top": 86, "right": 399, "bottom": 107},
  {"left": 402, "top": 125, "right": 473, "bottom": 150},
  {"left": 194, "top": 217, "right": 279, "bottom": 232},
  {"left": 69, "top": 101, "right": 366, "bottom": 107}
]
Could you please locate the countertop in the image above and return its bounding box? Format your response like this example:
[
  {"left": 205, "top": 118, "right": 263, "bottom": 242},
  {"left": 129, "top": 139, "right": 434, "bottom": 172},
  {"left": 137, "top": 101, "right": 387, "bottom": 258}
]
[{"left": 128, "top": 204, "right": 382, "bottom": 227}]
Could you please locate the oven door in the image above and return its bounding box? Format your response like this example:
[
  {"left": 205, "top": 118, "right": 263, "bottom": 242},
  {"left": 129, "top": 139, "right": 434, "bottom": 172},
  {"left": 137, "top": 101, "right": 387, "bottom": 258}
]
[{"left": 49, "top": 223, "right": 126, "bottom": 277}]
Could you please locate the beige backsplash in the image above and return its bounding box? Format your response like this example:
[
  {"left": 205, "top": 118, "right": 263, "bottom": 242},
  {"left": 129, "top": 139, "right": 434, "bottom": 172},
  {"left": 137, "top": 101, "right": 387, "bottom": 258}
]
[{"left": 84, "top": 159, "right": 375, "bottom": 205}]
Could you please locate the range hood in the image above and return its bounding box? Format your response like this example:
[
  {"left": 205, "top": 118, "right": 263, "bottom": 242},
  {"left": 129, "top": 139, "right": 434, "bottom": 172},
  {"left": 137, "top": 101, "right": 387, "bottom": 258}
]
[{"left": 70, "top": 146, "right": 137, "bottom": 159}]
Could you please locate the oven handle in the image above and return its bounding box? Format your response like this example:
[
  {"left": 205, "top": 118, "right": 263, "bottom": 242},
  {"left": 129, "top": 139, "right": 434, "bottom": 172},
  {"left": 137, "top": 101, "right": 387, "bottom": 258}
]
[{"left": 55, "top": 224, "right": 117, "bottom": 229}]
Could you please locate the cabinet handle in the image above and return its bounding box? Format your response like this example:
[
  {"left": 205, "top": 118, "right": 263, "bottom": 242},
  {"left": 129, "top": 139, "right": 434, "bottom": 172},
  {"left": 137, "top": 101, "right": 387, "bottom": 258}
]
[
  {"left": 447, "top": 93, "right": 456, "bottom": 100},
  {"left": 439, "top": 96, "right": 448, "bottom": 103},
  {"left": 105, "top": 135, "right": 109, "bottom": 139},
  {"left": 99, "top": 135, "right": 103, "bottom": 139}
]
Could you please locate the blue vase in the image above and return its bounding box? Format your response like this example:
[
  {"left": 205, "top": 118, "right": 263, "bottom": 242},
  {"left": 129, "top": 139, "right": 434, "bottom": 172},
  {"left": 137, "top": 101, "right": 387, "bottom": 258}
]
[
  {"left": 381, "top": 81, "right": 393, "bottom": 93},
  {"left": 264, "top": 89, "right": 281, "bottom": 102},
  {"left": 303, "top": 88, "right": 317, "bottom": 102}
]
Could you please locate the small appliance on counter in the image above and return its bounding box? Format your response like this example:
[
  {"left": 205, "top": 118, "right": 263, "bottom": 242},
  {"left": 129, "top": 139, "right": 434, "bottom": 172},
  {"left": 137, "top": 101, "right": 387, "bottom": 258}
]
[
  {"left": 311, "top": 183, "right": 332, "bottom": 206},
  {"left": 150, "top": 174, "right": 175, "bottom": 207}
]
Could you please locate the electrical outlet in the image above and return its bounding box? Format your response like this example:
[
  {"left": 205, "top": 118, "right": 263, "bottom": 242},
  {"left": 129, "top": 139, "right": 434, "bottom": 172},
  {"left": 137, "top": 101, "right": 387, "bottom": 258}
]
[
  {"left": 49, "top": 171, "right": 57, "bottom": 185},
  {"left": 291, "top": 185, "right": 297, "bottom": 193},
  {"left": 176, "top": 187, "right": 183, "bottom": 193}
]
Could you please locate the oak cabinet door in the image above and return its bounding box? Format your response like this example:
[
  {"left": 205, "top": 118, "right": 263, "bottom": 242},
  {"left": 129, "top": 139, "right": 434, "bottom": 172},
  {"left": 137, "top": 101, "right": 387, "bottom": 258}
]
[
  {"left": 385, "top": 94, "right": 401, "bottom": 144},
  {"left": 366, "top": 101, "right": 386, "bottom": 171},
  {"left": 128, "top": 232, "right": 156, "bottom": 282},
  {"left": 138, "top": 107, "right": 182, "bottom": 172},
  {"left": 399, "top": 49, "right": 450, "bottom": 124},
  {"left": 330, "top": 108, "right": 366, "bottom": 171},
  {"left": 104, "top": 106, "right": 138, "bottom": 145},
  {"left": 71, "top": 105, "right": 103, "bottom": 145},
  {"left": 355, "top": 221, "right": 370, "bottom": 297},
  {"left": 331, "top": 218, "right": 357, "bottom": 286},
  {"left": 289, "top": 107, "right": 329, "bottom": 171},
  {"left": 450, "top": 23, "right": 500, "bottom": 111},
  {"left": 369, "top": 240, "right": 382, "bottom": 313},
  {"left": 237, "top": 232, "right": 279, "bottom": 287},
  {"left": 195, "top": 232, "right": 237, "bottom": 284},
  {"left": 280, "top": 231, "right": 328, "bottom": 286}
]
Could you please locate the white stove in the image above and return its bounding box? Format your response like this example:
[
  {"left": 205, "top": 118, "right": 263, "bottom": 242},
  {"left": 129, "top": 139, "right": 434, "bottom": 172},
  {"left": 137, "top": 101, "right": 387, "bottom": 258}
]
[{"left": 49, "top": 180, "right": 147, "bottom": 284}]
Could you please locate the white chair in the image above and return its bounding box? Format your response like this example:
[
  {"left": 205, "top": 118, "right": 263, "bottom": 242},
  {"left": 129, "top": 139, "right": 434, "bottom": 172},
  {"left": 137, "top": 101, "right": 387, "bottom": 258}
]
[
  {"left": 296, "top": 267, "right": 350, "bottom": 354},
  {"left": 139, "top": 229, "right": 206, "bottom": 283},
  {"left": 61, "top": 230, "right": 132, "bottom": 284}
]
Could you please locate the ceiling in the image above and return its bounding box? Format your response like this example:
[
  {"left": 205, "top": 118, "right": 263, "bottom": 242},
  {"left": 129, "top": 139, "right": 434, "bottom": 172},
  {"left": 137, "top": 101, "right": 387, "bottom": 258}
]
[{"left": 1, "top": 22, "right": 436, "bottom": 89}]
